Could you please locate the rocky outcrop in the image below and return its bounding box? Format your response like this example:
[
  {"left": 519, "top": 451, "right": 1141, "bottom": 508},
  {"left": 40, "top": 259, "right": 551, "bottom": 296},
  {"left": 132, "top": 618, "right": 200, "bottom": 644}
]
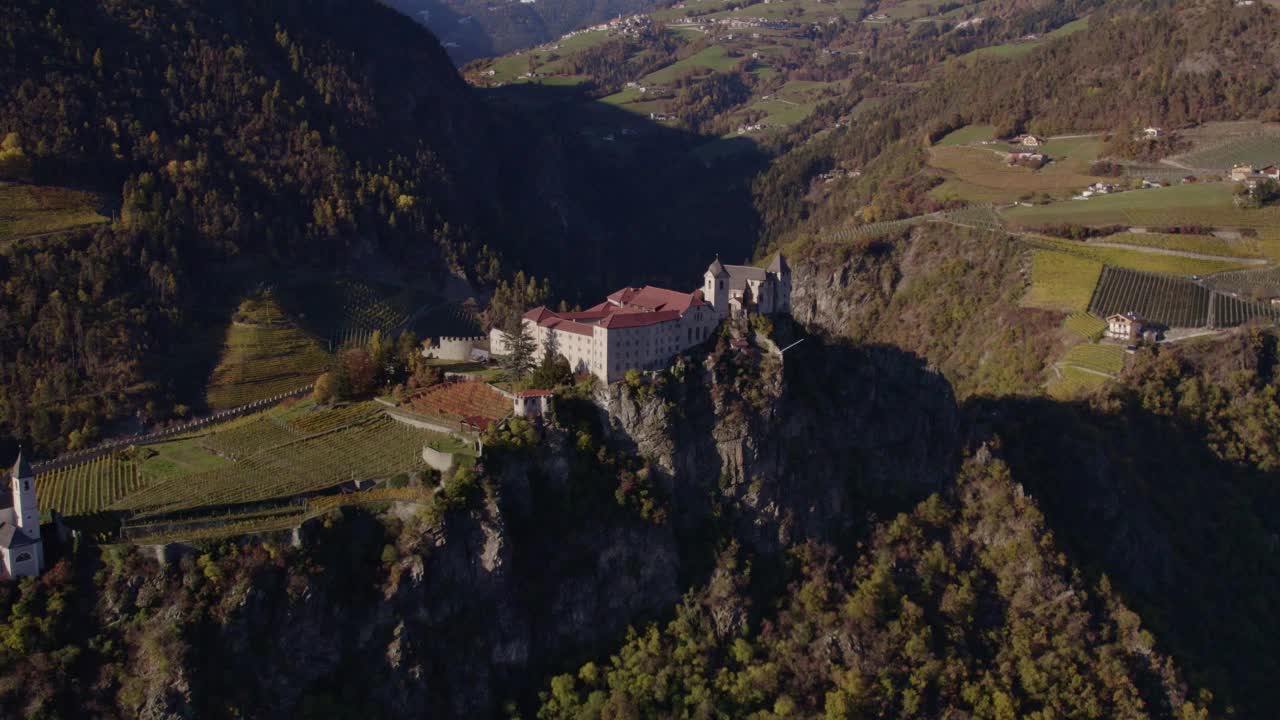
[{"left": 599, "top": 329, "right": 961, "bottom": 550}]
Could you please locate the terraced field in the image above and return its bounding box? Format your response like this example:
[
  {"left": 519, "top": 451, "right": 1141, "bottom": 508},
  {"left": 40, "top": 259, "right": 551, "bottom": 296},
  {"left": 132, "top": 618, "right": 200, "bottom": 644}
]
[
  {"left": 1097, "top": 232, "right": 1263, "bottom": 259},
  {"left": 1061, "top": 342, "right": 1127, "bottom": 375},
  {"left": 1032, "top": 236, "right": 1256, "bottom": 275},
  {"left": 405, "top": 381, "right": 511, "bottom": 422},
  {"left": 1088, "top": 267, "right": 1210, "bottom": 327},
  {"left": 0, "top": 183, "right": 109, "bottom": 242},
  {"left": 37, "top": 455, "right": 143, "bottom": 517},
  {"left": 1206, "top": 267, "right": 1280, "bottom": 298},
  {"left": 205, "top": 314, "right": 330, "bottom": 410},
  {"left": 1063, "top": 312, "right": 1106, "bottom": 340},
  {"left": 1211, "top": 293, "right": 1280, "bottom": 328},
  {"left": 115, "top": 413, "right": 432, "bottom": 518},
  {"left": 1023, "top": 250, "right": 1104, "bottom": 312},
  {"left": 279, "top": 278, "right": 435, "bottom": 348}
]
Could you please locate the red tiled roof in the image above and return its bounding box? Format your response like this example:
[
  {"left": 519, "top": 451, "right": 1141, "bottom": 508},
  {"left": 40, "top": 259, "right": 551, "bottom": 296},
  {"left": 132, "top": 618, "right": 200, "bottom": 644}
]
[
  {"left": 548, "top": 319, "right": 595, "bottom": 336},
  {"left": 517, "top": 389, "right": 554, "bottom": 398},
  {"left": 599, "top": 309, "right": 682, "bottom": 329},
  {"left": 624, "top": 286, "right": 705, "bottom": 313},
  {"left": 523, "top": 306, "right": 555, "bottom": 322}
]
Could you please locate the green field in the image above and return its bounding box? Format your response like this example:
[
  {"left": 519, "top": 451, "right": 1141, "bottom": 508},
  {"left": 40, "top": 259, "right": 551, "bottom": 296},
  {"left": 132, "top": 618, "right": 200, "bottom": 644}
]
[
  {"left": 639, "top": 45, "right": 740, "bottom": 85},
  {"left": 1035, "top": 237, "right": 1257, "bottom": 275},
  {"left": 0, "top": 183, "right": 109, "bottom": 242},
  {"left": 1061, "top": 342, "right": 1127, "bottom": 374},
  {"left": 1177, "top": 133, "right": 1280, "bottom": 170},
  {"left": 1096, "top": 232, "right": 1263, "bottom": 258},
  {"left": 1003, "top": 183, "right": 1280, "bottom": 229},
  {"left": 1023, "top": 249, "right": 1104, "bottom": 312},
  {"left": 140, "top": 437, "right": 235, "bottom": 481},
  {"left": 935, "top": 125, "right": 996, "bottom": 147},
  {"left": 955, "top": 17, "right": 1089, "bottom": 64},
  {"left": 205, "top": 297, "right": 330, "bottom": 410},
  {"left": 929, "top": 142, "right": 1102, "bottom": 203},
  {"left": 1047, "top": 364, "right": 1109, "bottom": 399}
]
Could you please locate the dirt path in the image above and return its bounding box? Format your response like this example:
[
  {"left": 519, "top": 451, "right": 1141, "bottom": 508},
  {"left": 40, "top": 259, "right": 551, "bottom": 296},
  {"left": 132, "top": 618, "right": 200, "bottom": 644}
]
[
  {"left": 1081, "top": 240, "right": 1269, "bottom": 265},
  {"left": 1056, "top": 363, "right": 1114, "bottom": 379}
]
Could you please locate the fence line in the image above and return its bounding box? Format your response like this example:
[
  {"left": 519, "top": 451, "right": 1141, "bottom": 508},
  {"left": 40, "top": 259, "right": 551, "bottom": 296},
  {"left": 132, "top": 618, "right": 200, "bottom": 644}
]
[{"left": 32, "top": 384, "right": 315, "bottom": 474}]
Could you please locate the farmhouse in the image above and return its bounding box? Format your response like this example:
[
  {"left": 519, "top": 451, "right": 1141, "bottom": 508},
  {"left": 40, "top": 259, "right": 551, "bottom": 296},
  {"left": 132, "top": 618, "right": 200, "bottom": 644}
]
[
  {"left": 0, "top": 451, "right": 43, "bottom": 579},
  {"left": 1230, "top": 164, "right": 1256, "bottom": 182},
  {"left": 1105, "top": 312, "right": 1146, "bottom": 342},
  {"left": 492, "top": 255, "right": 792, "bottom": 384},
  {"left": 1015, "top": 134, "right": 1044, "bottom": 147},
  {"left": 1262, "top": 165, "right": 1280, "bottom": 180}
]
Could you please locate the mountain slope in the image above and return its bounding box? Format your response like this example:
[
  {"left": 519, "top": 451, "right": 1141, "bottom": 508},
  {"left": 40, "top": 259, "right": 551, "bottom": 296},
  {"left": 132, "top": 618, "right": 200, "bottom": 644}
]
[
  {"left": 0, "top": 0, "right": 542, "bottom": 454},
  {"left": 385, "top": 0, "right": 663, "bottom": 63}
]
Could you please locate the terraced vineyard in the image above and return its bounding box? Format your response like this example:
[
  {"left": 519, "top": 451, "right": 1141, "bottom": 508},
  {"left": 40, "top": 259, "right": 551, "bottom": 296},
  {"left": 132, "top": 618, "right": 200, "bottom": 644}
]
[
  {"left": 280, "top": 279, "right": 435, "bottom": 348},
  {"left": 825, "top": 216, "right": 924, "bottom": 244},
  {"left": 37, "top": 455, "right": 143, "bottom": 517},
  {"left": 201, "top": 417, "right": 303, "bottom": 460},
  {"left": 206, "top": 298, "right": 330, "bottom": 410},
  {"left": 115, "top": 414, "right": 431, "bottom": 518},
  {"left": 1063, "top": 312, "right": 1106, "bottom": 341},
  {"left": 288, "top": 402, "right": 379, "bottom": 434},
  {"left": 1088, "top": 267, "right": 1210, "bottom": 327},
  {"left": 1024, "top": 250, "right": 1104, "bottom": 312},
  {"left": 414, "top": 301, "right": 483, "bottom": 338},
  {"left": 1211, "top": 293, "right": 1280, "bottom": 328},
  {"left": 405, "top": 381, "right": 511, "bottom": 422},
  {"left": 1206, "top": 267, "right": 1280, "bottom": 298}
]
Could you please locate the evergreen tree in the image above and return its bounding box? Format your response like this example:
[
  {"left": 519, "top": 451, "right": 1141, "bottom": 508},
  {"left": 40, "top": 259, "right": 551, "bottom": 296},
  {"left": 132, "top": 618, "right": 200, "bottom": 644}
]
[{"left": 502, "top": 318, "right": 536, "bottom": 378}]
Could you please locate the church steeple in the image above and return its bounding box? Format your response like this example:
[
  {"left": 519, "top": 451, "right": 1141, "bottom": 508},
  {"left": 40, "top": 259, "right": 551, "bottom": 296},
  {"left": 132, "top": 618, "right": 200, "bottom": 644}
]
[{"left": 10, "top": 448, "right": 39, "bottom": 539}]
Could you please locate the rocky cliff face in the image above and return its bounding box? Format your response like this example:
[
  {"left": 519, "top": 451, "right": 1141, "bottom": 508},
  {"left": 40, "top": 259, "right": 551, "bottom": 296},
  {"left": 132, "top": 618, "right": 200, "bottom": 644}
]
[
  {"left": 19, "top": 329, "right": 963, "bottom": 719},
  {"left": 599, "top": 330, "right": 960, "bottom": 550}
]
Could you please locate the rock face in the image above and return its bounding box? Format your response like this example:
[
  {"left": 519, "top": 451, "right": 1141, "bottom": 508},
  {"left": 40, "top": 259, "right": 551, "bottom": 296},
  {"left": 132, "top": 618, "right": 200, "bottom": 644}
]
[
  {"left": 599, "top": 332, "right": 960, "bottom": 551},
  {"left": 72, "top": 331, "right": 962, "bottom": 719}
]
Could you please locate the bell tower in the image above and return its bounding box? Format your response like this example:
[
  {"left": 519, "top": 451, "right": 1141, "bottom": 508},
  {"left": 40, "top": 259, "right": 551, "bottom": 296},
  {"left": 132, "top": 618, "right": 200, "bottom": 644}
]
[
  {"left": 11, "top": 449, "right": 39, "bottom": 541},
  {"left": 704, "top": 256, "right": 730, "bottom": 317}
]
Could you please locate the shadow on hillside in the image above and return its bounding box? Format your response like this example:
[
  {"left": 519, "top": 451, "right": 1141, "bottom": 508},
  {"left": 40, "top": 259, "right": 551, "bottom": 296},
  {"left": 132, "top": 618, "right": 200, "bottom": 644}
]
[
  {"left": 966, "top": 394, "right": 1280, "bottom": 717},
  {"left": 477, "top": 81, "right": 769, "bottom": 306}
]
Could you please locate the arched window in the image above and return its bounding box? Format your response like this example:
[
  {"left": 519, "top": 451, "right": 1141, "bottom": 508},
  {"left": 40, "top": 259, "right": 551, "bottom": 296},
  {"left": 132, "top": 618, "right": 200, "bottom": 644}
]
[{"left": 14, "top": 552, "right": 32, "bottom": 564}]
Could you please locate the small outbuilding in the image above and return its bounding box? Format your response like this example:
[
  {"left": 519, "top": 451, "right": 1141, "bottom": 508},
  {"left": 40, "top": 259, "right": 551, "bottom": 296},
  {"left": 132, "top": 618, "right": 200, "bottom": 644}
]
[{"left": 513, "top": 390, "right": 553, "bottom": 418}]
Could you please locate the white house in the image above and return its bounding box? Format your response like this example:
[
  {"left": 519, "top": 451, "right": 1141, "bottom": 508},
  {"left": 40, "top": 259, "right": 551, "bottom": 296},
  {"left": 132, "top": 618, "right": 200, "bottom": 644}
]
[
  {"left": 1106, "top": 312, "right": 1145, "bottom": 342},
  {"left": 492, "top": 255, "right": 792, "bottom": 384},
  {"left": 1230, "top": 164, "right": 1256, "bottom": 182},
  {"left": 0, "top": 451, "right": 43, "bottom": 579}
]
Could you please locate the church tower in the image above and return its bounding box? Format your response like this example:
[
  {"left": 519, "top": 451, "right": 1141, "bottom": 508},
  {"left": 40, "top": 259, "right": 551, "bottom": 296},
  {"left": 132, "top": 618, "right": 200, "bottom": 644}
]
[
  {"left": 704, "top": 257, "right": 730, "bottom": 318},
  {"left": 767, "top": 253, "right": 791, "bottom": 314},
  {"left": 1, "top": 449, "right": 43, "bottom": 578},
  {"left": 11, "top": 451, "right": 39, "bottom": 542}
]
